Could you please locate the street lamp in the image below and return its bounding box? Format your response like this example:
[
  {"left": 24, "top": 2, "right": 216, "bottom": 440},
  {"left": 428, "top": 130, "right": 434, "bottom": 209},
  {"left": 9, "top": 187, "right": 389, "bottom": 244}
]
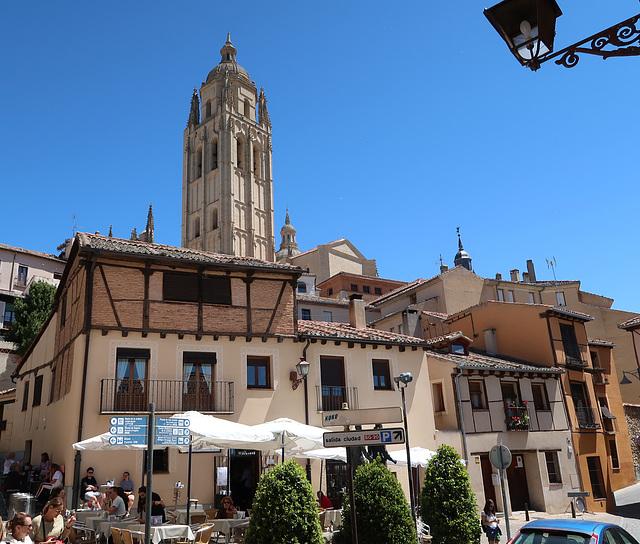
[
  {"left": 394, "top": 372, "right": 416, "bottom": 522},
  {"left": 485, "top": 0, "right": 640, "bottom": 70},
  {"left": 620, "top": 369, "right": 640, "bottom": 384},
  {"left": 291, "top": 358, "right": 310, "bottom": 390}
]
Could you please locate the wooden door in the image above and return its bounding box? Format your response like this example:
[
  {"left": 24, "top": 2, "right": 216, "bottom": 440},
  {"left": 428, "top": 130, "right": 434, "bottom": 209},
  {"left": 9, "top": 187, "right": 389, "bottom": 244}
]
[{"left": 506, "top": 455, "right": 530, "bottom": 511}]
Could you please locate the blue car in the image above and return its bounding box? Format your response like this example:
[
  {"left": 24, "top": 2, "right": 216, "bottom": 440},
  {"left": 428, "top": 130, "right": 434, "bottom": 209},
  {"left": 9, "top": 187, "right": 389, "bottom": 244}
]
[{"left": 508, "top": 519, "right": 639, "bottom": 544}]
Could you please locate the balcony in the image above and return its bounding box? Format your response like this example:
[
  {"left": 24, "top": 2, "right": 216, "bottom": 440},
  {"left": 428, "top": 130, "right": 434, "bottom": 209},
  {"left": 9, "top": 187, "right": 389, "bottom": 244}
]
[
  {"left": 575, "top": 406, "right": 601, "bottom": 430},
  {"left": 564, "top": 355, "right": 589, "bottom": 369},
  {"left": 316, "top": 385, "right": 359, "bottom": 412},
  {"left": 505, "top": 405, "right": 530, "bottom": 431},
  {"left": 100, "top": 379, "right": 234, "bottom": 414}
]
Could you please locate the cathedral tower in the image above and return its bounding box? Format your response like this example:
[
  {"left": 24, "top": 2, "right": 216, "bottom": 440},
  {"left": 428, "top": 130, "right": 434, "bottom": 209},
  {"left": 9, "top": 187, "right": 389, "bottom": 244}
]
[{"left": 182, "top": 35, "right": 275, "bottom": 260}]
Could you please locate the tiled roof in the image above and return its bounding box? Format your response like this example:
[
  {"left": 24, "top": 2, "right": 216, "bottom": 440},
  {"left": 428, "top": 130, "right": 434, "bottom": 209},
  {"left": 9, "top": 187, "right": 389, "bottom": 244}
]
[
  {"left": 542, "top": 305, "right": 594, "bottom": 321},
  {"left": 298, "top": 320, "right": 427, "bottom": 346},
  {"left": 429, "top": 349, "right": 563, "bottom": 374},
  {"left": 317, "top": 271, "right": 405, "bottom": 285},
  {"left": 297, "top": 294, "right": 376, "bottom": 309},
  {"left": 446, "top": 301, "right": 593, "bottom": 323},
  {"left": 370, "top": 278, "right": 432, "bottom": 305},
  {"left": 288, "top": 239, "right": 347, "bottom": 259},
  {"left": 0, "top": 243, "right": 65, "bottom": 263},
  {"left": 619, "top": 315, "right": 640, "bottom": 329},
  {"left": 422, "top": 311, "right": 449, "bottom": 320},
  {"left": 424, "top": 331, "right": 472, "bottom": 346},
  {"left": 76, "top": 233, "right": 303, "bottom": 272},
  {"left": 487, "top": 278, "right": 580, "bottom": 286},
  {"left": 588, "top": 338, "right": 615, "bottom": 347}
]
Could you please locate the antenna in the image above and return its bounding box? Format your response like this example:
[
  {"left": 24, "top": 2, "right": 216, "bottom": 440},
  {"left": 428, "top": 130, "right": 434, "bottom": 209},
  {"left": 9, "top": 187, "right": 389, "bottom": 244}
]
[
  {"left": 546, "top": 257, "right": 559, "bottom": 305},
  {"left": 72, "top": 215, "right": 78, "bottom": 237}
]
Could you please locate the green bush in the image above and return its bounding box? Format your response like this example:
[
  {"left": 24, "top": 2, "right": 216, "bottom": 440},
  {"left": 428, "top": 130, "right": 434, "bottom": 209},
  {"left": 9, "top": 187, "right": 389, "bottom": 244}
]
[
  {"left": 420, "top": 445, "right": 481, "bottom": 544},
  {"left": 245, "top": 459, "right": 323, "bottom": 544},
  {"left": 335, "top": 459, "right": 416, "bottom": 544},
  {"left": 5, "top": 281, "right": 56, "bottom": 355}
]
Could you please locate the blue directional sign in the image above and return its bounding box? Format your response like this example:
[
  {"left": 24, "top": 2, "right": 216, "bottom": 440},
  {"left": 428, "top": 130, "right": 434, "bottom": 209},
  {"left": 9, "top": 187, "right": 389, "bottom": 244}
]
[
  {"left": 109, "top": 416, "right": 148, "bottom": 438},
  {"left": 155, "top": 418, "right": 190, "bottom": 446},
  {"left": 109, "top": 435, "right": 147, "bottom": 446}
]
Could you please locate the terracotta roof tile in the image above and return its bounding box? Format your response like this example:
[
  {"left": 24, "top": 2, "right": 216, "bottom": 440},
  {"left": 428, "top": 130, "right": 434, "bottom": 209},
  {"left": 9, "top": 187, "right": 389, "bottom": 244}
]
[
  {"left": 588, "top": 338, "right": 615, "bottom": 347},
  {"left": 298, "top": 320, "right": 427, "bottom": 345},
  {"left": 297, "top": 294, "right": 375, "bottom": 309},
  {"left": 429, "top": 349, "right": 563, "bottom": 374},
  {"left": 424, "top": 331, "right": 472, "bottom": 346},
  {"left": 422, "top": 311, "right": 449, "bottom": 320},
  {"left": 76, "top": 233, "right": 303, "bottom": 272},
  {"left": 619, "top": 315, "right": 640, "bottom": 329},
  {"left": 0, "top": 243, "right": 65, "bottom": 263}
]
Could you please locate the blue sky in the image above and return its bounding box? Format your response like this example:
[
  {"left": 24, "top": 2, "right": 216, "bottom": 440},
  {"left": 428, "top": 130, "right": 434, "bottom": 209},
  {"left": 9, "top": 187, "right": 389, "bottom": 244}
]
[{"left": 2, "top": 1, "right": 640, "bottom": 312}]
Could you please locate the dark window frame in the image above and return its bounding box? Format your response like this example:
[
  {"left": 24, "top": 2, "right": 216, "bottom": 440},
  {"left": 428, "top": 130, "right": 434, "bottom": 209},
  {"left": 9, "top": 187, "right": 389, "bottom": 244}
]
[
  {"left": 301, "top": 308, "right": 311, "bottom": 320},
  {"left": 372, "top": 359, "right": 392, "bottom": 390},
  {"left": 22, "top": 381, "right": 29, "bottom": 411},
  {"left": 532, "top": 383, "right": 550, "bottom": 411},
  {"left": 350, "top": 284, "right": 358, "bottom": 292},
  {"left": 32, "top": 375, "right": 43, "bottom": 407},
  {"left": 545, "top": 451, "right": 562, "bottom": 484},
  {"left": 374, "top": 287, "right": 382, "bottom": 295},
  {"left": 153, "top": 448, "right": 170, "bottom": 473},
  {"left": 468, "top": 380, "right": 488, "bottom": 410},
  {"left": 247, "top": 356, "right": 271, "bottom": 389},
  {"left": 362, "top": 286, "right": 370, "bottom": 294}
]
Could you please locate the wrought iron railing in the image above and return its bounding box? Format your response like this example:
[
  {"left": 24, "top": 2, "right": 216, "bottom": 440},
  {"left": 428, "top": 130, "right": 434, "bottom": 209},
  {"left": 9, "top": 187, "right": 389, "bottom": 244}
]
[
  {"left": 575, "top": 406, "right": 600, "bottom": 430},
  {"left": 315, "top": 386, "right": 358, "bottom": 412},
  {"left": 100, "top": 379, "right": 234, "bottom": 414},
  {"left": 505, "top": 405, "right": 530, "bottom": 430}
]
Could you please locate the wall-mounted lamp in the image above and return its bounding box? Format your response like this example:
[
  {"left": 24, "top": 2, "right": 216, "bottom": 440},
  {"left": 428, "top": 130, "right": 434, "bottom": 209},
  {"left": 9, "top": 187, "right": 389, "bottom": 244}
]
[
  {"left": 620, "top": 369, "right": 640, "bottom": 384},
  {"left": 291, "top": 358, "right": 310, "bottom": 390}
]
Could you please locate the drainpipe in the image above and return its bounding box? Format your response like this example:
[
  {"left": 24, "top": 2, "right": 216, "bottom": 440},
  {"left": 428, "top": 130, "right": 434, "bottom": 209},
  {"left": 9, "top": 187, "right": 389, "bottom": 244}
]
[
  {"left": 72, "top": 251, "right": 98, "bottom": 507},
  {"left": 301, "top": 337, "right": 311, "bottom": 481},
  {"left": 454, "top": 369, "right": 469, "bottom": 462}
]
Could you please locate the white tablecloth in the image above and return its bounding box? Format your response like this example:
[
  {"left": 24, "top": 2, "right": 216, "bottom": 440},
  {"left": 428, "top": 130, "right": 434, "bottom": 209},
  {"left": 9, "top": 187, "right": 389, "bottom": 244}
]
[
  {"left": 97, "top": 520, "right": 139, "bottom": 540},
  {"left": 324, "top": 509, "right": 342, "bottom": 529},
  {"left": 209, "top": 519, "right": 249, "bottom": 544},
  {"left": 166, "top": 506, "right": 204, "bottom": 524},
  {"left": 126, "top": 524, "right": 194, "bottom": 544},
  {"left": 75, "top": 510, "right": 101, "bottom": 523}
]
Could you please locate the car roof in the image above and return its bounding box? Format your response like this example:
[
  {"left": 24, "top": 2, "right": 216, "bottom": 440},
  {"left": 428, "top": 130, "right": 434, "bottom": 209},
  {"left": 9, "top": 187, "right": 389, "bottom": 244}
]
[{"left": 520, "top": 519, "right": 614, "bottom": 533}]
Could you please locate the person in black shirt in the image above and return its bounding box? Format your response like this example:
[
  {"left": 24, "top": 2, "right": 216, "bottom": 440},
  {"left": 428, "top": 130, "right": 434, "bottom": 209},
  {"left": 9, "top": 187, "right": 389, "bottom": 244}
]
[
  {"left": 137, "top": 486, "right": 166, "bottom": 523},
  {"left": 80, "top": 467, "right": 100, "bottom": 503}
]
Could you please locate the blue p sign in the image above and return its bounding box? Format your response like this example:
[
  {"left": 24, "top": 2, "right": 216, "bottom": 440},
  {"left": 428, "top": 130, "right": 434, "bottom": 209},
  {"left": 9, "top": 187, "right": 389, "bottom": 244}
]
[{"left": 380, "top": 431, "right": 391, "bottom": 443}]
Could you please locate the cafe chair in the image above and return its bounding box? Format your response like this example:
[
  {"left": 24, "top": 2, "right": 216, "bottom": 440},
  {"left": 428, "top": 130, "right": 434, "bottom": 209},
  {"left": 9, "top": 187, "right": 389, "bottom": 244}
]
[
  {"left": 416, "top": 518, "right": 432, "bottom": 543},
  {"left": 204, "top": 509, "right": 217, "bottom": 521},
  {"left": 120, "top": 528, "right": 135, "bottom": 544},
  {"left": 70, "top": 523, "right": 96, "bottom": 544},
  {"left": 110, "top": 528, "right": 123, "bottom": 544},
  {"left": 190, "top": 513, "right": 208, "bottom": 524}
]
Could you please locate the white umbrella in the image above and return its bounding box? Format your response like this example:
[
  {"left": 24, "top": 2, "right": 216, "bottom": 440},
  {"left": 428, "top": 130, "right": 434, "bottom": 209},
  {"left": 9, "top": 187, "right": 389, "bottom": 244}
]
[
  {"left": 250, "top": 418, "right": 325, "bottom": 455},
  {"left": 389, "top": 447, "right": 436, "bottom": 467},
  {"left": 72, "top": 431, "right": 158, "bottom": 451},
  {"left": 292, "top": 447, "right": 347, "bottom": 462}
]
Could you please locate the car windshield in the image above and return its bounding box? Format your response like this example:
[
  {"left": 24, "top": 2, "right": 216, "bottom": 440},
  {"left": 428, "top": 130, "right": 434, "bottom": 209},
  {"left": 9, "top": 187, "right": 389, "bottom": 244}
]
[{"left": 513, "top": 529, "right": 591, "bottom": 544}]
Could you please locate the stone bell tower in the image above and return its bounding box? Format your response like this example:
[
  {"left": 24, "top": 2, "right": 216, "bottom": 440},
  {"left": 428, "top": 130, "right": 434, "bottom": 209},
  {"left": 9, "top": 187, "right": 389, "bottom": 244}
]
[{"left": 181, "top": 35, "right": 275, "bottom": 261}]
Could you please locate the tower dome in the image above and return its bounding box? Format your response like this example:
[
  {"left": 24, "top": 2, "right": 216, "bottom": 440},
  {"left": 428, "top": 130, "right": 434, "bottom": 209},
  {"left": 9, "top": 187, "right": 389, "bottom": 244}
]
[
  {"left": 276, "top": 210, "right": 301, "bottom": 263},
  {"left": 206, "top": 34, "right": 251, "bottom": 84},
  {"left": 454, "top": 227, "right": 473, "bottom": 271}
]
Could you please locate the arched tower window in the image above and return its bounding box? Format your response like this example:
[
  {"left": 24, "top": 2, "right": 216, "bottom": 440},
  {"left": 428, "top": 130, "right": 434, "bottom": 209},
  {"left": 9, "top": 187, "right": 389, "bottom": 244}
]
[
  {"left": 236, "top": 138, "right": 243, "bottom": 170},
  {"left": 196, "top": 147, "right": 202, "bottom": 178},
  {"left": 253, "top": 146, "right": 260, "bottom": 176},
  {"left": 205, "top": 100, "right": 212, "bottom": 118},
  {"left": 244, "top": 99, "right": 250, "bottom": 118},
  {"left": 211, "top": 208, "right": 218, "bottom": 229},
  {"left": 194, "top": 216, "right": 201, "bottom": 238},
  {"left": 211, "top": 139, "right": 218, "bottom": 171},
  {"left": 297, "top": 282, "right": 307, "bottom": 293}
]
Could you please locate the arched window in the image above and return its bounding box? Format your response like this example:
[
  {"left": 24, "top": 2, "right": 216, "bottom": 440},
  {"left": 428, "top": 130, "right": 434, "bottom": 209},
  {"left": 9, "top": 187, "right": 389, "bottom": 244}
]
[
  {"left": 211, "top": 208, "right": 218, "bottom": 229},
  {"left": 297, "top": 282, "right": 307, "bottom": 293},
  {"left": 244, "top": 99, "right": 250, "bottom": 118},
  {"left": 211, "top": 139, "right": 218, "bottom": 171},
  {"left": 205, "top": 100, "right": 212, "bottom": 118},
  {"left": 194, "top": 216, "right": 201, "bottom": 238},
  {"left": 236, "top": 139, "right": 243, "bottom": 170},
  {"left": 196, "top": 147, "right": 202, "bottom": 178},
  {"left": 253, "top": 147, "right": 260, "bottom": 176}
]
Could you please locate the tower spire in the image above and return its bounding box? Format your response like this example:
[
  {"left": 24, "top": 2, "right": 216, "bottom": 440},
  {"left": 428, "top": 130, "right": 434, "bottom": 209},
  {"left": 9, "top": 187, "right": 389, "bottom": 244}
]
[
  {"left": 145, "top": 203, "right": 155, "bottom": 243},
  {"left": 454, "top": 227, "right": 473, "bottom": 271},
  {"left": 187, "top": 87, "right": 200, "bottom": 127},
  {"left": 259, "top": 86, "right": 271, "bottom": 128}
]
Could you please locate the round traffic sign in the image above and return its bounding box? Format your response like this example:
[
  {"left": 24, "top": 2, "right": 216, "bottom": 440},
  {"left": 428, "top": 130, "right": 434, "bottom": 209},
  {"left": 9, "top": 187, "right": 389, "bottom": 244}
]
[{"left": 489, "top": 445, "right": 512, "bottom": 470}]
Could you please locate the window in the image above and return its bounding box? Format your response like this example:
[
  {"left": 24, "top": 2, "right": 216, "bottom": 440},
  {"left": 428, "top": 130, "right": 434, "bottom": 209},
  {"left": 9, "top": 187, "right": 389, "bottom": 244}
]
[
  {"left": 60, "top": 294, "right": 67, "bottom": 327},
  {"left": 556, "top": 291, "right": 566, "bottom": 306},
  {"left": 211, "top": 208, "right": 218, "bottom": 229},
  {"left": 609, "top": 439, "right": 620, "bottom": 470},
  {"left": 432, "top": 383, "right": 445, "bottom": 412},
  {"left": 545, "top": 451, "right": 562, "bottom": 484},
  {"left": 153, "top": 448, "right": 169, "bottom": 473},
  {"left": 327, "top": 288, "right": 333, "bottom": 296},
  {"left": 49, "top": 367, "right": 56, "bottom": 404},
  {"left": 532, "top": 383, "right": 550, "bottom": 411},
  {"left": 247, "top": 356, "right": 270, "bottom": 388},
  {"left": 205, "top": 100, "right": 212, "bottom": 118},
  {"left": 163, "top": 273, "right": 231, "bottom": 305},
  {"left": 350, "top": 284, "right": 358, "bottom": 292},
  {"left": 560, "top": 323, "right": 582, "bottom": 364},
  {"left": 571, "top": 381, "right": 596, "bottom": 428},
  {"left": 4, "top": 303, "right": 15, "bottom": 326},
  {"left": 297, "top": 282, "right": 307, "bottom": 293},
  {"left": 362, "top": 286, "right": 370, "bottom": 294},
  {"left": 529, "top": 292, "right": 536, "bottom": 304},
  {"left": 115, "top": 348, "right": 150, "bottom": 412},
  {"left": 53, "top": 272, "right": 62, "bottom": 280},
  {"left": 244, "top": 99, "right": 250, "bottom": 118},
  {"left": 17, "top": 266, "right": 28, "bottom": 286},
  {"left": 372, "top": 359, "right": 392, "bottom": 390},
  {"left": 32, "top": 375, "right": 43, "bottom": 407},
  {"left": 183, "top": 352, "right": 216, "bottom": 411},
  {"left": 469, "top": 380, "right": 487, "bottom": 410},
  {"left": 21, "top": 381, "right": 29, "bottom": 411},
  {"left": 507, "top": 290, "right": 515, "bottom": 302},
  {"left": 497, "top": 288, "right": 504, "bottom": 301},
  {"left": 301, "top": 308, "right": 311, "bottom": 320},
  {"left": 374, "top": 287, "right": 382, "bottom": 295},
  {"left": 236, "top": 139, "right": 243, "bottom": 169},
  {"left": 253, "top": 147, "right": 260, "bottom": 175},
  {"left": 586, "top": 456, "right": 606, "bottom": 499},
  {"left": 196, "top": 149, "right": 202, "bottom": 178},
  {"left": 451, "top": 344, "right": 465, "bottom": 355},
  {"left": 211, "top": 140, "right": 218, "bottom": 170},
  {"left": 409, "top": 294, "right": 417, "bottom": 305},
  {"left": 323, "top": 311, "right": 333, "bottom": 322},
  {"left": 194, "top": 217, "right": 201, "bottom": 238},
  {"left": 590, "top": 351, "right": 600, "bottom": 368}
]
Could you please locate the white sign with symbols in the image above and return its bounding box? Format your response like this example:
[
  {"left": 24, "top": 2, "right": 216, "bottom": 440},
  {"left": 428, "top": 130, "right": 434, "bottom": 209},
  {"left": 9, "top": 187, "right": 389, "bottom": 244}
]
[
  {"left": 321, "top": 407, "right": 403, "bottom": 427},
  {"left": 323, "top": 428, "right": 405, "bottom": 447}
]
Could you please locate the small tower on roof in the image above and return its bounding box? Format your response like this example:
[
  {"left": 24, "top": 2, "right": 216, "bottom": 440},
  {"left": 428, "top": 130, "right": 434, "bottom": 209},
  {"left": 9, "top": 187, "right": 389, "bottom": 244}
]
[
  {"left": 275, "top": 210, "right": 301, "bottom": 264},
  {"left": 454, "top": 227, "right": 472, "bottom": 271}
]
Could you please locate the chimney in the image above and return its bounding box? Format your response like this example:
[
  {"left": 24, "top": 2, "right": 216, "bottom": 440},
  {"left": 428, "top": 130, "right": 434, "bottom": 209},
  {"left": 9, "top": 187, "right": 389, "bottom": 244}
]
[
  {"left": 440, "top": 264, "right": 449, "bottom": 274},
  {"left": 484, "top": 328, "right": 498, "bottom": 355},
  {"left": 522, "top": 272, "right": 530, "bottom": 283},
  {"left": 401, "top": 309, "right": 420, "bottom": 337},
  {"left": 349, "top": 294, "right": 366, "bottom": 329},
  {"left": 510, "top": 269, "right": 520, "bottom": 282},
  {"left": 526, "top": 259, "right": 537, "bottom": 282},
  {"left": 495, "top": 273, "right": 502, "bottom": 280}
]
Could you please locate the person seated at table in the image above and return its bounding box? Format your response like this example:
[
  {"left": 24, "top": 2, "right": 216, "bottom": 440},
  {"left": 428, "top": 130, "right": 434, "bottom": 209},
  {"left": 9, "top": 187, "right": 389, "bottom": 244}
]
[
  {"left": 4, "top": 512, "right": 31, "bottom": 544},
  {"left": 317, "top": 491, "right": 332, "bottom": 509},
  {"left": 119, "top": 473, "right": 135, "bottom": 512},
  {"left": 80, "top": 468, "right": 100, "bottom": 504},
  {"left": 136, "top": 487, "right": 165, "bottom": 523},
  {"left": 215, "top": 497, "right": 237, "bottom": 519},
  {"left": 35, "top": 465, "right": 62, "bottom": 500},
  {"left": 34, "top": 454, "right": 50, "bottom": 482},
  {"left": 3, "top": 453, "right": 16, "bottom": 476},
  {"left": 101, "top": 487, "right": 127, "bottom": 518},
  {"left": 30, "top": 498, "right": 76, "bottom": 544}
]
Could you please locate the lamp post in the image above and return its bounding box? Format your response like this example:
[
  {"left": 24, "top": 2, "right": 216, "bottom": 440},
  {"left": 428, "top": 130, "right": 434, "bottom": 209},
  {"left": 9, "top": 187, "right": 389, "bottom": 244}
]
[
  {"left": 394, "top": 372, "right": 416, "bottom": 523},
  {"left": 292, "top": 358, "right": 312, "bottom": 480},
  {"left": 620, "top": 369, "right": 640, "bottom": 384},
  {"left": 485, "top": 0, "right": 640, "bottom": 70}
]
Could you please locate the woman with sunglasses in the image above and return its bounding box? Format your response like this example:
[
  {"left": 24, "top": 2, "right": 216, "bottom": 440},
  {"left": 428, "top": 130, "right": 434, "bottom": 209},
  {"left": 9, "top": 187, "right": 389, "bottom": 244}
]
[
  {"left": 4, "top": 512, "right": 32, "bottom": 544},
  {"left": 215, "top": 497, "right": 237, "bottom": 519},
  {"left": 29, "top": 498, "right": 76, "bottom": 544}
]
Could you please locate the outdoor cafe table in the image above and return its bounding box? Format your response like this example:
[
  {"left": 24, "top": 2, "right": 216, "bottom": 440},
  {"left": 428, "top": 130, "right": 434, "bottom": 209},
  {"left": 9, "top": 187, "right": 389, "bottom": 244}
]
[
  {"left": 323, "top": 509, "right": 342, "bottom": 530},
  {"left": 166, "top": 505, "right": 205, "bottom": 524},
  {"left": 97, "top": 519, "right": 139, "bottom": 540},
  {"left": 126, "top": 523, "right": 194, "bottom": 544},
  {"left": 209, "top": 519, "right": 250, "bottom": 544},
  {"left": 75, "top": 510, "right": 100, "bottom": 523}
]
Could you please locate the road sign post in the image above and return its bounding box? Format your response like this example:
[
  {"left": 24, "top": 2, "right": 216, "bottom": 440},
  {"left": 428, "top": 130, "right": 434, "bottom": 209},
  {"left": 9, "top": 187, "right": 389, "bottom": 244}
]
[
  {"left": 489, "top": 445, "right": 512, "bottom": 541},
  {"left": 323, "top": 428, "right": 405, "bottom": 448}
]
